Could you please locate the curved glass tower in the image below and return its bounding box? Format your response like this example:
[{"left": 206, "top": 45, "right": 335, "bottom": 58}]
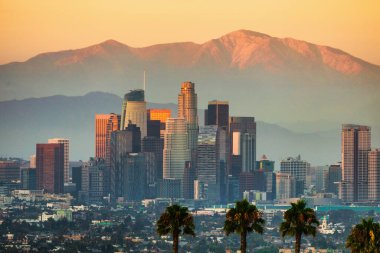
[{"left": 120, "top": 89, "right": 147, "bottom": 138}]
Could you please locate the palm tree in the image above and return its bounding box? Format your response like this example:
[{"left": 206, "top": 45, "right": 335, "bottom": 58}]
[
  {"left": 223, "top": 199, "right": 265, "bottom": 253},
  {"left": 156, "top": 204, "right": 195, "bottom": 253},
  {"left": 346, "top": 218, "right": 380, "bottom": 253},
  {"left": 279, "top": 199, "right": 319, "bottom": 253}
]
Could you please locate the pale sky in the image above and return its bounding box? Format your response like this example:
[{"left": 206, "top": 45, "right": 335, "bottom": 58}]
[{"left": 1, "top": 0, "right": 380, "bottom": 65}]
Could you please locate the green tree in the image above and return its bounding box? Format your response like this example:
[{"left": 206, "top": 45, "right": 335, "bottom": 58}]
[
  {"left": 346, "top": 218, "right": 380, "bottom": 253},
  {"left": 223, "top": 199, "right": 265, "bottom": 253},
  {"left": 279, "top": 199, "right": 319, "bottom": 253},
  {"left": 156, "top": 204, "right": 195, "bottom": 253}
]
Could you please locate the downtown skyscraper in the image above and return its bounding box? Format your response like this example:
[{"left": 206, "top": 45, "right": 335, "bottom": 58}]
[
  {"left": 48, "top": 138, "right": 69, "bottom": 183},
  {"left": 178, "top": 82, "right": 198, "bottom": 162},
  {"left": 229, "top": 117, "right": 256, "bottom": 175},
  {"left": 340, "top": 124, "right": 371, "bottom": 203},
  {"left": 163, "top": 118, "right": 190, "bottom": 181},
  {"left": 36, "top": 143, "right": 64, "bottom": 194},
  {"left": 120, "top": 89, "right": 147, "bottom": 138}
]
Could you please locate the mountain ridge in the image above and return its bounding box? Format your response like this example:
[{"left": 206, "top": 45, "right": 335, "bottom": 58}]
[{"left": 1, "top": 29, "right": 379, "bottom": 126}]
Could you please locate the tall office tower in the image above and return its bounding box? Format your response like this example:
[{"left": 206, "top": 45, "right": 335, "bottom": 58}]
[
  {"left": 110, "top": 123, "right": 141, "bottom": 198},
  {"left": 275, "top": 172, "right": 296, "bottom": 200},
  {"left": 142, "top": 136, "right": 164, "bottom": 180},
  {"left": 178, "top": 82, "right": 198, "bottom": 160},
  {"left": 36, "top": 143, "right": 64, "bottom": 194},
  {"left": 144, "top": 152, "right": 157, "bottom": 198},
  {"left": 256, "top": 155, "right": 275, "bottom": 171},
  {"left": 120, "top": 89, "right": 147, "bottom": 138},
  {"left": 159, "top": 178, "right": 182, "bottom": 199},
  {"left": 78, "top": 158, "right": 105, "bottom": 203},
  {"left": 197, "top": 125, "right": 220, "bottom": 201},
  {"left": 95, "top": 114, "right": 120, "bottom": 195},
  {"left": 229, "top": 117, "right": 256, "bottom": 174},
  {"left": 30, "top": 155, "right": 36, "bottom": 168},
  {"left": 95, "top": 113, "right": 120, "bottom": 159},
  {"left": 121, "top": 153, "right": 147, "bottom": 201},
  {"left": 341, "top": 124, "right": 371, "bottom": 203},
  {"left": 72, "top": 166, "right": 82, "bottom": 194},
  {"left": 368, "top": 149, "right": 380, "bottom": 202},
  {"left": 48, "top": 138, "right": 69, "bottom": 183},
  {"left": 227, "top": 175, "right": 240, "bottom": 202},
  {"left": 239, "top": 172, "right": 255, "bottom": 197},
  {"left": 205, "top": 100, "right": 229, "bottom": 127},
  {"left": 314, "top": 166, "right": 329, "bottom": 193},
  {"left": 147, "top": 120, "right": 161, "bottom": 138},
  {"left": 147, "top": 109, "right": 171, "bottom": 138},
  {"left": 0, "top": 161, "right": 20, "bottom": 194},
  {"left": 21, "top": 168, "right": 36, "bottom": 190},
  {"left": 280, "top": 155, "right": 310, "bottom": 197},
  {"left": 163, "top": 118, "right": 190, "bottom": 182},
  {"left": 182, "top": 161, "right": 195, "bottom": 199},
  {"left": 327, "top": 163, "right": 342, "bottom": 195},
  {"left": 256, "top": 154, "right": 275, "bottom": 200}
]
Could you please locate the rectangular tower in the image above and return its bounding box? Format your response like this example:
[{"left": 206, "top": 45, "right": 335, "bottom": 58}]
[
  {"left": 36, "top": 143, "right": 64, "bottom": 193},
  {"left": 368, "top": 149, "right": 380, "bottom": 202},
  {"left": 48, "top": 138, "right": 69, "bottom": 183},
  {"left": 341, "top": 124, "right": 371, "bottom": 203}
]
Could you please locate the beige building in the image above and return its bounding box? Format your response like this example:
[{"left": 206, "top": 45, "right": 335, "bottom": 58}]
[
  {"left": 340, "top": 124, "right": 371, "bottom": 203},
  {"left": 368, "top": 148, "right": 380, "bottom": 201}
]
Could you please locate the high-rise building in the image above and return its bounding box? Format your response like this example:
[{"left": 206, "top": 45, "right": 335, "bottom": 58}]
[
  {"left": 275, "top": 172, "right": 296, "bottom": 200},
  {"left": 147, "top": 120, "right": 161, "bottom": 138},
  {"left": 21, "top": 168, "right": 36, "bottom": 190},
  {"left": 147, "top": 109, "right": 171, "bottom": 123},
  {"left": 110, "top": 123, "right": 141, "bottom": 198},
  {"left": 159, "top": 178, "right": 182, "bottom": 199},
  {"left": 0, "top": 161, "right": 20, "bottom": 194},
  {"left": 256, "top": 155, "right": 275, "bottom": 171},
  {"left": 122, "top": 153, "right": 147, "bottom": 201},
  {"left": 30, "top": 155, "right": 36, "bottom": 168},
  {"left": 205, "top": 100, "right": 229, "bottom": 128},
  {"left": 178, "top": 82, "right": 198, "bottom": 160},
  {"left": 163, "top": 118, "right": 190, "bottom": 182},
  {"left": 182, "top": 161, "right": 195, "bottom": 199},
  {"left": 48, "top": 138, "right": 69, "bottom": 183},
  {"left": 79, "top": 158, "right": 105, "bottom": 203},
  {"left": 280, "top": 155, "right": 309, "bottom": 197},
  {"left": 340, "top": 124, "right": 371, "bottom": 203},
  {"left": 95, "top": 113, "right": 120, "bottom": 159},
  {"left": 197, "top": 125, "right": 220, "bottom": 201},
  {"left": 95, "top": 113, "right": 120, "bottom": 195},
  {"left": 314, "top": 166, "right": 329, "bottom": 193},
  {"left": 147, "top": 109, "right": 171, "bottom": 138},
  {"left": 142, "top": 136, "right": 164, "bottom": 180},
  {"left": 368, "top": 149, "right": 380, "bottom": 202},
  {"left": 36, "top": 143, "right": 64, "bottom": 193},
  {"left": 229, "top": 117, "right": 256, "bottom": 174},
  {"left": 72, "top": 166, "right": 82, "bottom": 194},
  {"left": 120, "top": 89, "right": 147, "bottom": 138},
  {"left": 327, "top": 163, "right": 342, "bottom": 195}
]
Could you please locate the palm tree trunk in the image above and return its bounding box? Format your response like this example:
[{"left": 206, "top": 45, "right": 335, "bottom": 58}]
[
  {"left": 240, "top": 230, "right": 247, "bottom": 253},
  {"left": 295, "top": 233, "right": 302, "bottom": 253},
  {"left": 173, "top": 232, "right": 179, "bottom": 253}
]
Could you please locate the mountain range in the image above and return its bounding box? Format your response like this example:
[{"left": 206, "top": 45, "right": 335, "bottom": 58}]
[
  {"left": 1, "top": 29, "right": 379, "bottom": 126},
  {"left": 0, "top": 29, "right": 379, "bottom": 165}
]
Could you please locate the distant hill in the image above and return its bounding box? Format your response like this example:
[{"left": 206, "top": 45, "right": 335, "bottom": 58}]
[
  {"left": 1, "top": 91, "right": 371, "bottom": 166},
  {"left": 0, "top": 29, "right": 379, "bottom": 126}
]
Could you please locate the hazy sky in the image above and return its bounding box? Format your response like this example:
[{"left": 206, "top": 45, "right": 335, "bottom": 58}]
[{"left": 1, "top": 0, "right": 380, "bottom": 65}]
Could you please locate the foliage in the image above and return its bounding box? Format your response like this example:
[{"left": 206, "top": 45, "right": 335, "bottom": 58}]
[
  {"left": 279, "top": 199, "right": 319, "bottom": 253},
  {"left": 346, "top": 218, "right": 380, "bottom": 253},
  {"left": 224, "top": 199, "right": 265, "bottom": 253},
  {"left": 156, "top": 204, "right": 195, "bottom": 253}
]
